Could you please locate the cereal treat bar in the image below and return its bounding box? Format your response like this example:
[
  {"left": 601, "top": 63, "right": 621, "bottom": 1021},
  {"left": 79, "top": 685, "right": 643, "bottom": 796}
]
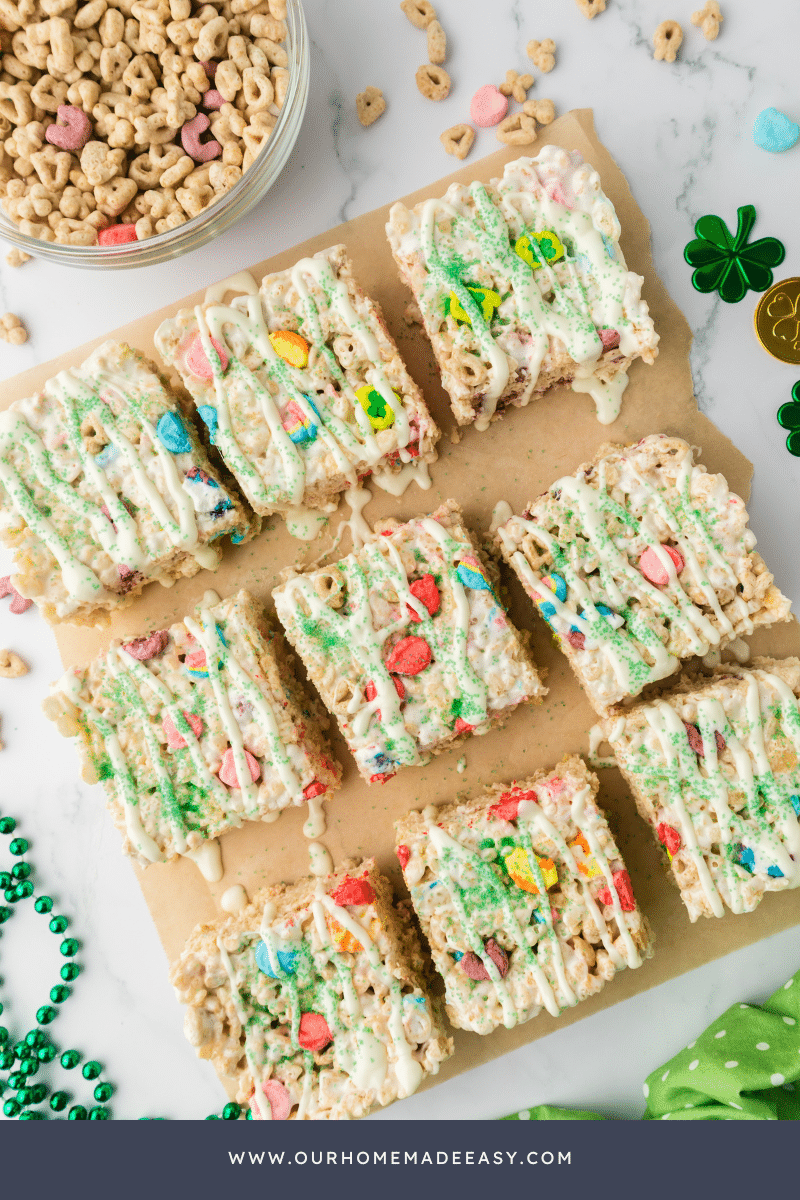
[
  {"left": 608, "top": 658, "right": 800, "bottom": 922},
  {"left": 386, "top": 148, "right": 659, "bottom": 431},
  {"left": 155, "top": 246, "right": 440, "bottom": 518},
  {"left": 494, "top": 435, "right": 791, "bottom": 717},
  {"left": 0, "top": 340, "right": 253, "bottom": 627},
  {"left": 273, "top": 499, "right": 545, "bottom": 783},
  {"left": 43, "top": 589, "right": 341, "bottom": 877},
  {"left": 171, "top": 859, "right": 453, "bottom": 1119},
  {"left": 395, "top": 755, "right": 652, "bottom": 1034}
]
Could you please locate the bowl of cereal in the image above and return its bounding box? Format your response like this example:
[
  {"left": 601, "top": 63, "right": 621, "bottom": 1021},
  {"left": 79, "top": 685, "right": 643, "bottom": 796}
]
[{"left": 0, "top": 0, "right": 309, "bottom": 268}]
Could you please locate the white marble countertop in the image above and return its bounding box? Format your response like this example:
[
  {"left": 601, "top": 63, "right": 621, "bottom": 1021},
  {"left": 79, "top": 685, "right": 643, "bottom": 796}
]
[{"left": 1, "top": 0, "right": 799, "bottom": 1121}]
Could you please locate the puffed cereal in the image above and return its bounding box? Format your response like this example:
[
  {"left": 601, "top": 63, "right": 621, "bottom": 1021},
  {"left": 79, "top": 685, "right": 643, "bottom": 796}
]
[
  {"left": 499, "top": 70, "right": 533, "bottom": 104},
  {"left": 576, "top": 0, "right": 606, "bottom": 16},
  {"left": 691, "top": 2, "right": 723, "bottom": 40},
  {"left": 440, "top": 123, "right": 474, "bottom": 160},
  {"left": 496, "top": 112, "right": 536, "bottom": 146},
  {"left": 400, "top": 0, "right": 437, "bottom": 29},
  {"left": 0, "top": 313, "right": 27, "bottom": 344},
  {"left": 526, "top": 39, "right": 556, "bottom": 73},
  {"left": 523, "top": 98, "right": 556, "bottom": 126},
  {"left": 415, "top": 64, "right": 451, "bottom": 102},
  {"left": 356, "top": 86, "right": 386, "bottom": 128},
  {"left": 427, "top": 20, "right": 446, "bottom": 65},
  {"left": 0, "top": 650, "right": 28, "bottom": 679},
  {"left": 5, "top": 248, "right": 31, "bottom": 267},
  {"left": 653, "top": 20, "right": 683, "bottom": 62}
]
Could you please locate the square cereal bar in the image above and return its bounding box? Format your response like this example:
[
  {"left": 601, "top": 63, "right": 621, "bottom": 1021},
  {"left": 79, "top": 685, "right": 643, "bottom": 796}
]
[
  {"left": 395, "top": 755, "right": 652, "bottom": 1034},
  {"left": 273, "top": 499, "right": 546, "bottom": 783},
  {"left": 386, "top": 148, "right": 659, "bottom": 431},
  {"left": 607, "top": 658, "right": 800, "bottom": 922},
  {"left": 494, "top": 435, "right": 790, "bottom": 717},
  {"left": 0, "top": 340, "right": 252, "bottom": 627},
  {"left": 171, "top": 858, "right": 453, "bottom": 1120},
  {"left": 43, "top": 589, "right": 342, "bottom": 877},
  {"left": 154, "top": 245, "right": 440, "bottom": 518}
]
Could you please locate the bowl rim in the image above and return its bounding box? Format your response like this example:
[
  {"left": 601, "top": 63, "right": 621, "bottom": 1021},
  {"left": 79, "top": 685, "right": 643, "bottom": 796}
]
[{"left": 0, "top": 0, "right": 310, "bottom": 270}]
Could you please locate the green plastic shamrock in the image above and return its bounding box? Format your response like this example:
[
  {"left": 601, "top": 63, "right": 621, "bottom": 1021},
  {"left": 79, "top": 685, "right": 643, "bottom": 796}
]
[
  {"left": 683, "top": 205, "right": 785, "bottom": 304},
  {"left": 777, "top": 379, "right": 800, "bottom": 456}
]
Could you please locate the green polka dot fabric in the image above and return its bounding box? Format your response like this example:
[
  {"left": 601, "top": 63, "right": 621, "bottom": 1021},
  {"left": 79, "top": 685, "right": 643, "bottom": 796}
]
[{"left": 501, "top": 968, "right": 800, "bottom": 1122}]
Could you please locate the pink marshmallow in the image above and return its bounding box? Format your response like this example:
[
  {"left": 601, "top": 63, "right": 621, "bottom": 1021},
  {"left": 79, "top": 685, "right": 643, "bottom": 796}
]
[
  {"left": 0, "top": 576, "right": 33, "bottom": 614},
  {"left": 99, "top": 224, "right": 138, "bottom": 246},
  {"left": 252, "top": 1080, "right": 291, "bottom": 1120},
  {"left": 202, "top": 89, "right": 225, "bottom": 110},
  {"left": 184, "top": 331, "right": 229, "bottom": 379},
  {"left": 163, "top": 710, "right": 204, "bottom": 750},
  {"left": 470, "top": 84, "right": 508, "bottom": 127},
  {"left": 200, "top": 60, "right": 217, "bottom": 77},
  {"left": 218, "top": 746, "right": 261, "bottom": 789},
  {"left": 45, "top": 105, "right": 92, "bottom": 152},
  {"left": 180, "top": 113, "right": 221, "bottom": 163},
  {"left": 122, "top": 630, "right": 169, "bottom": 661},
  {"left": 639, "top": 544, "right": 685, "bottom": 586}
]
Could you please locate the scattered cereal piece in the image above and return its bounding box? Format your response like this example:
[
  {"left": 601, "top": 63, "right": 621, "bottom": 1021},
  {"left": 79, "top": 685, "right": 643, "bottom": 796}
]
[
  {"left": 691, "top": 1, "right": 723, "bottom": 40},
  {"left": 427, "top": 19, "right": 447, "bottom": 64},
  {"left": 0, "top": 577, "right": 32, "bottom": 614},
  {"left": 653, "top": 20, "right": 683, "bottom": 62},
  {"left": 526, "top": 39, "right": 557, "bottom": 73},
  {"left": 523, "top": 98, "right": 556, "bottom": 126},
  {"left": 576, "top": 0, "right": 606, "bottom": 15},
  {"left": 403, "top": 301, "right": 424, "bottom": 326},
  {"left": 401, "top": 0, "right": 437, "bottom": 29},
  {"left": 416, "top": 64, "right": 451, "bottom": 101},
  {"left": 356, "top": 86, "right": 387, "bottom": 128},
  {"left": 5, "top": 249, "right": 30, "bottom": 268},
  {"left": 496, "top": 113, "right": 537, "bottom": 146},
  {"left": 45, "top": 105, "right": 93, "bottom": 154},
  {"left": 181, "top": 114, "right": 222, "bottom": 164},
  {"left": 440, "top": 123, "right": 475, "bottom": 160},
  {"left": 753, "top": 108, "right": 800, "bottom": 154},
  {"left": 0, "top": 650, "right": 28, "bottom": 679},
  {"left": 499, "top": 70, "right": 534, "bottom": 103},
  {"left": 470, "top": 84, "right": 509, "bottom": 127},
  {"left": 0, "top": 313, "right": 27, "bottom": 346}
]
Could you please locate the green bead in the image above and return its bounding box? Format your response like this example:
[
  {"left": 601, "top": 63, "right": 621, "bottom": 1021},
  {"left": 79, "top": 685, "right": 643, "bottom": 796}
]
[
  {"left": 14, "top": 1039, "right": 27, "bottom": 1056},
  {"left": 82, "top": 1060, "right": 102, "bottom": 1081},
  {"left": 25, "top": 1030, "right": 45, "bottom": 1049},
  {"left": 0, "top": 873, "right": 11, "bottom": 889},
  {"left": 205, "top": 1114, "right": 221, "bottom": 1120},
  {"left": 50, "top": 985, "right": 70, "bottom": 1004},
  {"left": 0, "top": 1001, "right": 4, "bottom": 1014},
  {"left": 246, "top": 1108, "right": 253, "bottom": 1119},
  {"left": 93, "top": 1082, "right": 113, "bottom": 1103},
  {"left": 0, "top": 1026, "right": 7, "bottom": 1045},
  {"left": 50, "top": 1091, "right": 69, "bottom": 1112},
  {"left": 49, "top": 915, "right": 68, "bottom": 934},
  {"left": 60, "top": 938, "right": 79, "bottom": 957},
  {"left": 88, "top": 1106, "right": 109, "bottom": 1120},
  {"left": 11, "top": 862, "right": 31, "bottom": 881},
  {"left": 60, "top": 963, "right": 80, "bottom": 982},
  {"left": 0, "top": 1049, "right": 15, "bottom": 1070},
  {"left": 19, "top": 1111, "right": 46, "bottom": 1120},
  {"left": 222, "top": 1101, "right": 241, "bottom": 1120},
  {"left": 9, "top": 838, "right": 28, "bottom": 856},
  {"left": 37, "top": 1045, "right": 57, "bottom": 1064},
  {"left": 36, "top": 1006, "right": 56, "bottom": 1025},
  {"left": 8, "top": 1071, "right": 25, "bottom": 1089},
  {"left": 4, "top": 889, "right": 17, "bottom": 904},
  {"left": 0, "top": 817, "right": 16, "bottom": 835},
  {"left": 34, "top": 896, "right": 53, "bottom": 914},
  {"left": 18, "top": 1056, "right": 38, "bottom": 1076},
  {"left": 17, "top": 1086, "right": 34, "bottom": 1106},
  {"left": 0, "top": 906, "right": 10, "bottom": 924},
  {"left": 3, "top": 1098, "right": 20, "bottom": 1117},
  {"left": 29, "top": 1083, "right": 47, "bottom": 1104},
  {"left": 68, "top": 1105, "right": 87, "bottom": 1120},
  {"left": 14, "top": 882, "right": 33, "bottom": 900},
  {"left": 60, "top": 1049, "right": 81, "bottom": 1070}
]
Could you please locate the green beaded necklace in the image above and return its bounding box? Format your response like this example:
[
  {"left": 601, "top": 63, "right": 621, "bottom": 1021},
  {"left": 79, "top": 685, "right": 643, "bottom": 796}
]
[{"left": 0, "top": 814, "right": 246, "bottom": 1121}]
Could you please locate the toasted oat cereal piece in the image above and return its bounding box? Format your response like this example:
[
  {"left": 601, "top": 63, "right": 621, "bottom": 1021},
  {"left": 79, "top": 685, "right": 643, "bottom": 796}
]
[
  {"left": 0, "top": 649, "right": 27, "bottom": 678},
  {"left": 494, "top": 436, "right": 791, "bottom": 718},
  {"left": 273, "top": 499, "right": 546, "bottom": 785},
  {"left": 524, "top": 98, "right": 556, "bottom": 126},
  {"left": 45, "top": 589, "right": 342, "bottom": 874},
  {"left": 527, "top": 39, "right": 557, "bottom": 73},
  {"left": 415, "top": 63, "right": 451, "bottom": 101},
  {"left": 608, "top": 659, "right": 800, "bottom": 922},
  {"left": 692, "top": 1, "right": 723, "bottom": 40},
  {"left": 577, "top": 0, "right": 606, "bottom": 15},
  {"left": 653, "top": 20, "right": 683, "bottom": 62},
  {"left": 497, "top": 113, "right": 537, "bottom": 146},
  {"left": 171, "top": 857, "right": 453, "bottom": 1119},
  {"left": 396, "top": 755, "right": 652, "bottom": 1034},
  {"left": 427, "top": 19, "right": 447, "bottom": 64},
  {"left": 155, "top": 247, "right": 439, "bottom": 520},
  {"left": 356, "top": 86, "right": 386, "bottom": 127},
  {"left": 0, "top": 341, "right": 252, "bottom": 627},
  {"left": 6, "top": 249, "right": 31, "bottom": 268},
  {"left": 0, "top": 313, "right": 27, "bottom": 345},
  {"left": 386, "top": 149, "right": 659, "bottom": 430},
  {"left": 499, "top": 70, "right": 533, "bottom": 103},
  {"left": 440, "top": 123, "right": 475, "bottom": 160},
  {"left": 400, "top": 0, "right": 437, "bottom": 29}
]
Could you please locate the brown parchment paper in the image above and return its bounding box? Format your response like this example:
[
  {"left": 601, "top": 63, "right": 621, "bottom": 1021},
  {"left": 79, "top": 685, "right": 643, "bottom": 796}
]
[{"left": 3, "top": 111, "right": 800, "bottom": 1097}]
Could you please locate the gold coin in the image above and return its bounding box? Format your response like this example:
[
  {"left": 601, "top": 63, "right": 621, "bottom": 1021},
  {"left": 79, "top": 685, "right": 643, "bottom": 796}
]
[{"left": 754, "top": 277, "right": 800, "bottom": 364}]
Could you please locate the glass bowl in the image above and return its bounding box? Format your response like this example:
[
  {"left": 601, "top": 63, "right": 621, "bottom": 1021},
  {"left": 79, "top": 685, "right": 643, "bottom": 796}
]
[{"left": 0, "top": 0, "right": 310, "bottom": 270}]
